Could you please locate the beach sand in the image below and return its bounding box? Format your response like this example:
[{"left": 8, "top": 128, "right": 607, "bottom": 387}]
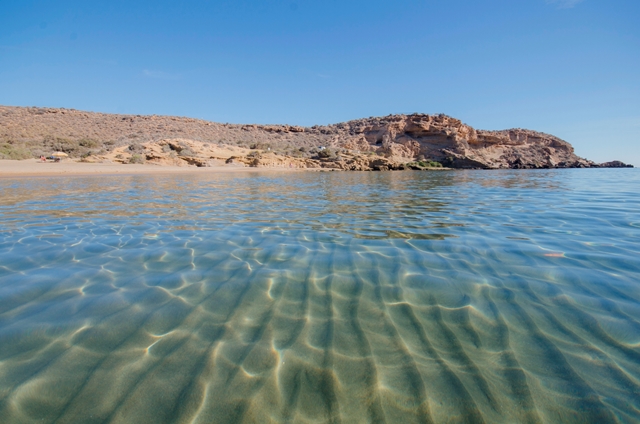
[{"left": 0, "top": 159, "right": 312, "bottom": 177}]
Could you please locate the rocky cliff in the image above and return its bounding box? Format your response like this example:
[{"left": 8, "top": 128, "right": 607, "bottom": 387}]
[
  {"left": 0, "top": 106, "right": 631, "bottom": 169},
  {"left": 314, "top": 114, "right": 606, "bottom": 169}
]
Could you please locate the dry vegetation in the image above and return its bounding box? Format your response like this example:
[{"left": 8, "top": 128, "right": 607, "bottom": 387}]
[{"left": 0, "top": 106, "right": 334, "bottom": 160}]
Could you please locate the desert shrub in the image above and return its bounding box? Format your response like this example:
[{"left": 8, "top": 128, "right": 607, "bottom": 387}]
[
  {"left": 129, "top": 154, "right": 145, "bottom": 164},
  {"left": 162, "top": 144, "right": 172, "bottom": 153},
  {"left": 38, "top": 136, "right": 100, "bottom": 158},
  {"left": 128, "top": 143, "right": 144, "bottom": 154},
  {"left": 44, "top": 137, "right": 80, "bottom": 155},
  {"left": 413, "top": 160, "right": 443, "bottom": 168},
  {"left": 247, "top": 142, "right": 271, "bottom": 151},
  {"left": 31, "top": 148, "right": 47, "bottom": 158},
  {"left": 178, "top": 148, "right": 195, "bottom": 157},
  {"left": 317, "top": 148, "right": 335, "bottom": 159},
  {"left": 79, "top": 138, "right": 98, "bottom": 148},
  {"left": 0, "top": 143, "right": 32, "bottom": 160}
]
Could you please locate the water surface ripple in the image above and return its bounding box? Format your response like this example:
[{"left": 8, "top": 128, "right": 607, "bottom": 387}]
[{"left": 0, "top": 169, "right": 639, "bottom": 423}]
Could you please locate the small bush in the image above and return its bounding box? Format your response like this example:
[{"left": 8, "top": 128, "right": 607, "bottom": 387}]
[
  {"left": 317, "top": 148, "right": 335, "bottom": 159},
  {"left": 79, "top": 138, "right": 98, "bottom": 148},
  {"left": 31, "top": 148, "right": 47, "bottom": 158},
  {"left": 178, "top": 148, "right": 195, "bottom": 157},
  {"left": 412, "top": 160, "right": 443, "bottom": 168},
  {"left": 128, "top": 143, "right": 144, "bottom": 154},
  {"left": 0, "top": 143, "right": 32, "bottom": 160},
  {"left": 129, "top": 153, "right": 145, "bottom": 164}
]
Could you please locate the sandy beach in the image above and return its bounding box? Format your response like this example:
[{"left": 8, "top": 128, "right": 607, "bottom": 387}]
[{"left": 0, "top": 159, "right": 314, "bottom": 178}]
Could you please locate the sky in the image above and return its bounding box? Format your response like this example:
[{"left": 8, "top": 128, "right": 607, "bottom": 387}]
[{"left": 1, "top": 0, "right": 638, "bottom": 165}]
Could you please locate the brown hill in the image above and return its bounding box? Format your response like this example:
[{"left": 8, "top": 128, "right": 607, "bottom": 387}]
[{"left": 0, "top": 105, "right": 631, "bottom": 169}]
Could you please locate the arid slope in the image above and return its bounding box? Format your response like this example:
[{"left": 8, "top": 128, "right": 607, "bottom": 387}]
[{"left": 0, "top": 106, "right": 631, "bottom": 169}]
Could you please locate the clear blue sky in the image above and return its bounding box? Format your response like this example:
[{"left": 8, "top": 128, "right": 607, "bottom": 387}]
[{"left": 1, "top": 0, "right": 638, "bottom": 165}]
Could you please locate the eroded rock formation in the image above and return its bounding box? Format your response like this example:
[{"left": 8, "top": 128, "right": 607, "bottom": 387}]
[{"left": 317, "top": 114, "right": 599, "bottom": 169}]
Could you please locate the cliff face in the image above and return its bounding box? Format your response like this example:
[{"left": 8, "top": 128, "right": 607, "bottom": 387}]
[
  {"left": 0, "top": 106, "right": 630, "bottom": 169},
  {"left": 316, "top": 114, "right": 595, "bottom": 169}
]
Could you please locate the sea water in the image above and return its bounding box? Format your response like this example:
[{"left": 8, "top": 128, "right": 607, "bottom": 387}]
[{"left": 0, "top": 169, "right": 639, "bottom": 423}]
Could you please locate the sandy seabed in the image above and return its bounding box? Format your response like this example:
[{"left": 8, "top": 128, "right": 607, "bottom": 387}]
[
  {"left": 0, "top": 159, "right": 312, "bottom": 178},
  {"left": 1, "top": 168, "right": 639, "bottom": 423}
]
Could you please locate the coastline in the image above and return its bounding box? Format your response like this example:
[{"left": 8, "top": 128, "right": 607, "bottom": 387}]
[
  {"left": 0, "top": 159, "right": 317, "bottom": 178},
  {"left": 1, "top": 159, "right": 632, "bottom": 179}
]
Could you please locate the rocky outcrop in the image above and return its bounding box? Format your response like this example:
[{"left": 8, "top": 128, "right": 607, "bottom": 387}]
[
  {"left": 597, "top": 161, "right": 634, "bottom": 168},
  {"left": 315, "top": 114, "right": 605, "bottom": 169},
  {"left": 0, "top": 106, "right": 632, "bottom": 169}
]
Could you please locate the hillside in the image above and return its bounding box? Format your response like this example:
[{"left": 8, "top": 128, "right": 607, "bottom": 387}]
[{"left": 0, "top": 106, "right": 631, "bottom": 170}]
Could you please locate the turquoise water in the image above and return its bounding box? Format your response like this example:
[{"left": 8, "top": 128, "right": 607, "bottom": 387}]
[{"left": 0, "top": 169, "right": 639, "bottom": 423}]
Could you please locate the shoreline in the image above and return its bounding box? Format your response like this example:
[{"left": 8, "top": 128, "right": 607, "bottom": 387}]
[
  {"left": 0, "top": 159, "right": 321, "bottom": 178},
  {"left": 4, "top": 159, "right": 627, "bottom": 178}
]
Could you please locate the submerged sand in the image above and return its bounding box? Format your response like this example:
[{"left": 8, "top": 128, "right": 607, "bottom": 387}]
[{"left": 0, "top": 168, "right": 638, "bottom": 423}]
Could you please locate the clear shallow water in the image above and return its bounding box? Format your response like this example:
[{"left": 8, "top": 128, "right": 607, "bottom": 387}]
[{"left": 0, "top": 169, "right": 639, "bottom": 423}]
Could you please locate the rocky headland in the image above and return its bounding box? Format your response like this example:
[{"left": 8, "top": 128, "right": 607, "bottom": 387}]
[{"left": 0, "top": 106, "right": 632, "bottom": 170}]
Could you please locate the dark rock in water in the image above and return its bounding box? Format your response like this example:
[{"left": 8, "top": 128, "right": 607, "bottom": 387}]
[
  {"left": 440, "top": 152, "right": 489, "bottom": 169},
  {"left": 598, "top": 161, "right": 634, "bottom": 168}
]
